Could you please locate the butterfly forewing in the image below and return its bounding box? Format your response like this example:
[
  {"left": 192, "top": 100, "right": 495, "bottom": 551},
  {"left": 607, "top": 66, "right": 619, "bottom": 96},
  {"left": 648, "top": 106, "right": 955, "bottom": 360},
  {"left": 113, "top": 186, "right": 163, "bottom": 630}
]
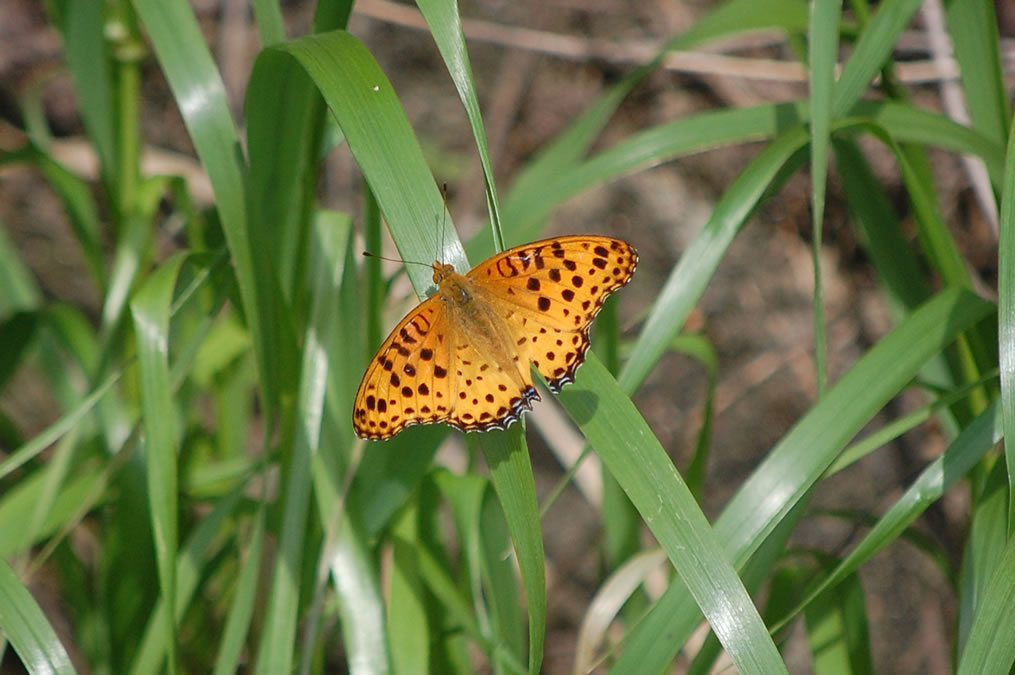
[
  {"left": 468, "top": 236, "right": 638, "bottom": 391},
  {"left": 468, "top": 236, "right": 637, "bottom": 330},
  {"left": 353, "top": 297, "right": 455, "bottom": 440}
]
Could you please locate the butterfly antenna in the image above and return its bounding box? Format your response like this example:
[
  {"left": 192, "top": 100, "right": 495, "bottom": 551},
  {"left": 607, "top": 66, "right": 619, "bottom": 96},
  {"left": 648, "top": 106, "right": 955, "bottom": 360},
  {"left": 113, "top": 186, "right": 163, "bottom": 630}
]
[
  {"left": 439, "top": 182, "right": 450, "bottom": 263},
  {"left": 362, "top": 251, "right": 431, "bottom": 269}
]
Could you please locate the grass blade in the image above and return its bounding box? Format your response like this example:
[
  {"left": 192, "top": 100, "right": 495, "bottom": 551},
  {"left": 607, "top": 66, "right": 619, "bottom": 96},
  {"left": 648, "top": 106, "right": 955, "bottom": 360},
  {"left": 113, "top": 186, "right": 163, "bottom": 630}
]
[{"left": 0, "top": 557, "right": 76, "bottom": 675}]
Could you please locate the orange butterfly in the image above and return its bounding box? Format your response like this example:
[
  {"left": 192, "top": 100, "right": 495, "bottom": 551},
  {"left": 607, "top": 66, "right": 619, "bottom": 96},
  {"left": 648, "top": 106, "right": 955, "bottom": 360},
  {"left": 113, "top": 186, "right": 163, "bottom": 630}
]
[{"left": 353, "top": 235, "right": 637, "bottom": 440}]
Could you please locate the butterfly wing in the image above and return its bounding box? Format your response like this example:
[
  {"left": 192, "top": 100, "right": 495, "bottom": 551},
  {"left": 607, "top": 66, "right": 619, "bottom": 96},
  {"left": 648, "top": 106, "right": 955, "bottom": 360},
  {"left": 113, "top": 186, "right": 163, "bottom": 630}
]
[
  {"left": 353, "top": 296, "right": 456, "bottom": 440},
  {"left": 353, "top": 285, "right": 543, "bottom": 439},
  {"left": 467, "top": 235, "right": 637, "bottom": 392},
  {"left": 355, "top": 235, "right": 637, "bottom": 440},
  {"left": 441, "top": 335, "right": 541, "bottom": 433}
]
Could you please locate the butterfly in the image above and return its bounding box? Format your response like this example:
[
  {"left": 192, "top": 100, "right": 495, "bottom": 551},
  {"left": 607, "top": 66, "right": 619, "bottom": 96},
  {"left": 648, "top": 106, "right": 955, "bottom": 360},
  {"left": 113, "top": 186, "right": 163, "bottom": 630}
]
[{"left": 353, "top": 235, "right": 637, "bottom": 440}]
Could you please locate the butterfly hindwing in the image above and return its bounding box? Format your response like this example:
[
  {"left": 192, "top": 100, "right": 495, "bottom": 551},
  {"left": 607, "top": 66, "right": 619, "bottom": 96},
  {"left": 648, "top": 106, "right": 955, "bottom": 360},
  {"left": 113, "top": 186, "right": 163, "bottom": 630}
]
[
  {"left": 443, "top": 337, "right": 540, "bottom": 432},
  {"left": 501, "top": 313, "right": 592, "bottom": 393}
]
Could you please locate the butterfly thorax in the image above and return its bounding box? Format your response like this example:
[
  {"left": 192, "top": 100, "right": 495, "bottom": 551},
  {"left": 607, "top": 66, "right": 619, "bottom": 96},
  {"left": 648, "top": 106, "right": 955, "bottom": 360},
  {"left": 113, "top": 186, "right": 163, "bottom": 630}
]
[
  {"left": 431, "top": 261, "right": 470, "bottom": 306},
  {"left": 434, "top": 265, "right": 528, "bottom": 385},
  {"left": 436, "top": 267, "right": 495, "bottom": 326}
]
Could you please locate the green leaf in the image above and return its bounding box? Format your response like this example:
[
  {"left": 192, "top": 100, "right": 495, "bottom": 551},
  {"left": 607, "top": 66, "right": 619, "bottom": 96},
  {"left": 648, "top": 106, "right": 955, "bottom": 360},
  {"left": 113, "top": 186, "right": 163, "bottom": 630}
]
[
  {"left": 479, "top": 487, "right": 526, "bottom": 668},
  {"left": 806, "top": 0, "right": 842, "bottom": 395},
  {"left": 0, "top": 464, "right": 107, "bottom": 558},
  {"left": 997, "top": 112, "right": 1015, "bottom": 528},
  {"left": 130, "top": 252, "right": 189, "bottom": 672},
  {"left": 478, "top": 429, "right": 546, "bottom": 674},
  {"left": 834, "top": 138, "right": 930, "bottom": 311},
  {"left": 58, "top": 0, "right": 115, "bottom": 180},
  {"left": 0, "top": 311, "right": 39, "bottom": 390},
  {"left": 832, "top": 0, "right": 925, "bottom": 115},
  {"left": 772, "top": 403, "right": 1001, "bottom": 633},
  {"left": 957, "top": 533, "right": 1015, "bottom": 673},
  {"left": 563, "top": 358, "right": 786, "bottom": 674},
  {"left": 130, "top": 489, "right": 246, "bottom": 674},
  {"left": 805, "top": 571, "right": 874, "bottom": 675},
  {"left": 389, "top": 500, "right": 429, "bottom": 675},
  {"left": 0, "top": 220, "right": 41, "bottom": 315},
  {"left": 213, "top": 504, "right": 265, "bottom": 675},
  {"left": 329, "top": 510, "right": 393, "bottom": 674},
  {"left": 0, "top": 557, "right": 76, "bottom": 675},
  {"left": 252, "top": 311, "right": 322, "bottom": 673},
  {"left": 613, "top": 288, "right": 994, "bottom": 672},
  {"left": 308, "top": 213, "right": 392, "bottom": 673}
]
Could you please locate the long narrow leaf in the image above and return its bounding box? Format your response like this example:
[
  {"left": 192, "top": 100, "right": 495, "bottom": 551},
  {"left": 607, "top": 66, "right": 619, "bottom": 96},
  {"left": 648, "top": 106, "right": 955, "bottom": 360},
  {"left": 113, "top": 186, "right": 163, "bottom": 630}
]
[
  {"left": 997, "top": 113, "right": 1015, "bottom": 527},
  {"left": 130, "top": 253, "right": 188, "bottom": 673},
  {"left": 613, "top": 288, "right": 994, "bottom": 671},
  {"left": 0, "top": 557, "right": 76, "bottom": 675}
]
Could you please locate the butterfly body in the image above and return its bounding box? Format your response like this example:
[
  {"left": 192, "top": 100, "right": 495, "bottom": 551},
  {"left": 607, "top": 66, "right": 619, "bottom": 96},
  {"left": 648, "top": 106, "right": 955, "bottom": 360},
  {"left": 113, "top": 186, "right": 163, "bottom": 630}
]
[
  {"left": 435, "top": 265, "right": 535, "bottom": 393},
  {"left": 354, "top": 235, "right": 637, "bottom": 440}
]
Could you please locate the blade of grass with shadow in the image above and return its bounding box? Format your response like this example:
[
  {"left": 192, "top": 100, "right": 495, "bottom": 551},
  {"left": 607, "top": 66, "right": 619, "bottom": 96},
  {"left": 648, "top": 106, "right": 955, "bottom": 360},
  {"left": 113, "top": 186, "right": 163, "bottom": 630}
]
[
  {"left": 56, "top": 0, "right": 115, "bottom": 181},
  {"left": 388, "top": 499, "right": 429, "bottom": 673},
  {"left": 998, "top": 106, "right": 1015, "bottom": 526},
  {"left": 131, "top": 253, "right": 190, "bottom": 673},
  {"left": 957, "top": 530, "right": 1015, "bottom": 673},
  {"left": 252, "top": 226, "right": 338, "bottom": 672},
  {"left": 559, "top": 357, "right": 788, "bottom": 674},
  {"left": 212, "top": 504, "right": 265, "bottom": 675},
  {"left": 306, "top": 214, "right": 393, "bottom": 673},
  {"left": 805, "top": 569, "right": 873, "bottom": 673},
  {"left": 473, "top": 427, "right": 545, "bottom": 673},
  {"left": 831, "top": 0, "right": 925, "bottom": 115},
  {"left": 418, "top": 0, "right": 504, "bottom": 246},
  {"left": 612, "top": 288, "right": 995, "bottom": 672},
  {"left": 0, "top": 221, "right": 40, "bottom": 314},
  {"left": 0, "top": 557, "right": 76, "bottom": 675},
  {"left": 996, "top": 109, "right": 1015, "bottom": 526},
  {"left": 807, "top": 0, "right": 842, "bottom": 396},
  {"left": 262, "top": 32, "right": 465, "bottom": 282}
]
